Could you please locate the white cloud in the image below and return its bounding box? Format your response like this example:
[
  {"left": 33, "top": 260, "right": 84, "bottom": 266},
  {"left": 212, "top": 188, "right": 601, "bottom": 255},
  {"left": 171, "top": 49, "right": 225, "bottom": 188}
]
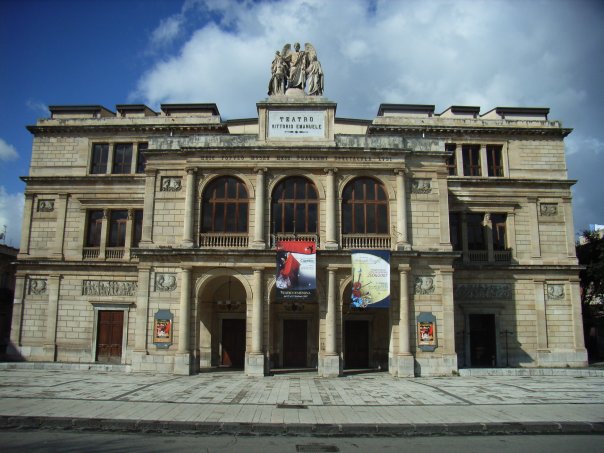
[
  {"left": 151, "top": 15, "right": 184, "bottom": 47},
  {"left": 26, "top": 99, "right": 49, "bottom": 118},
  {"left": 0, "top": 186, "right": 24, "bottom": 248},
  {"left": 0, "top": 138, "right": 18, "bottom": 161}
]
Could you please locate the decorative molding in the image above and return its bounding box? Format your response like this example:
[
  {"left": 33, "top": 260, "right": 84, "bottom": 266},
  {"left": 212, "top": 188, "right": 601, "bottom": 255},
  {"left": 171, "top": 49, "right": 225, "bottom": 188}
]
[
  {"left": 37, "top": 199, "right": 54, "bottom": 212},
  {"left": 411, "top": 179, "right": 432, "bottom": 194},
  {"left": 155, "top": 273, "right": 177, "bottom": 292},
  {"left": 454, "top": 283, "right": 512, "bottom": 300},
  {"left": 540, "top": 203, "right": 558, "bottom": 216},
  {"left": 83, "top": 280, "right": 137, "bottom": 297},
  {"left": 414, "top": 276, "right": 435, "bottom": 295},
  {"left": 160, "top": 177, "right": 182, "bottom": 192},
  {"left": 28, "top": 279, "right": 47, "bottom": 295},
  {"left": 546, "top": 284, "right": 565, "bottom": 300}
]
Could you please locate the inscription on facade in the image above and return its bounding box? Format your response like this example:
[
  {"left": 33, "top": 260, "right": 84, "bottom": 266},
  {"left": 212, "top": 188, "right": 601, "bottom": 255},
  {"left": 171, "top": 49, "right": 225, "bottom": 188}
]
[
  {"left": 454, "top": 283, "right": 512, "bottom": 300},
  {"left": 155, "top": 273, "right": 177, "bottom": 292},
  {"left": 82, "top": 280, "right": 137, "bottom": 296},
  {"left": 268, "top": 110, "right": 326, "bottom": 138}
]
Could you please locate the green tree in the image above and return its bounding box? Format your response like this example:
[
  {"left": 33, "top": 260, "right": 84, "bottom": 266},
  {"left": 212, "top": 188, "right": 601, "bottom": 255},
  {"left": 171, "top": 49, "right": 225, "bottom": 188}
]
[{"left": 577, "top": 231, "right": 604, "bottom": 307}]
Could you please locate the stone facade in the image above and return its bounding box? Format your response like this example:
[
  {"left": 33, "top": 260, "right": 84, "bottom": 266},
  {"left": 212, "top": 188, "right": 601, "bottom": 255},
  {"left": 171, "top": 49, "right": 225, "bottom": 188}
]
[{"left": 10, "top": 99, "right": 587, "bottom": 376}]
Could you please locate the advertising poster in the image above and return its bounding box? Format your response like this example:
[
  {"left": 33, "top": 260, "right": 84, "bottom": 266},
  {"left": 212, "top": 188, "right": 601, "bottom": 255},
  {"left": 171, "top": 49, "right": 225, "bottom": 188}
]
[
  {"left": 276, "top": 240, "right": 316, "bottom": 301},
  {"left": 351, "top": 250, "right": 390, "bottom": 308},
  {"left": 153, "top": 309, "right": 173, "bottom": 349}
]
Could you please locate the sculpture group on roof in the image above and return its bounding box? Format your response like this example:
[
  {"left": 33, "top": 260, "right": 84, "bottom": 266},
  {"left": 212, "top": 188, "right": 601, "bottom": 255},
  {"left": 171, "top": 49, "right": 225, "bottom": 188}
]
[{"left": 268, "top": 42, "right": 323, "bottom": 97}]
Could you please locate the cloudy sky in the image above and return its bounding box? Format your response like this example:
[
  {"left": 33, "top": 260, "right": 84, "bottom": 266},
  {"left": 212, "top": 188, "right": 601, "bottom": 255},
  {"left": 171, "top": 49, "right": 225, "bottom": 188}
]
[{"left": 0, "top": 0, "right": 602, "bottom": 247}]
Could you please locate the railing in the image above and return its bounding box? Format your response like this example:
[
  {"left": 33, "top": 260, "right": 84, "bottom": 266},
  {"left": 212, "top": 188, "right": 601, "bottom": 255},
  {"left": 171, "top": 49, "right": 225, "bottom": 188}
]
[
  {"left": 467, "top": 250, "right": 488, "bottom": 262},
  {"left": 199, "top": 233, "right": 249, "bottom": 248},
  {"left": 342, "top": 234, "right": 391, "bottom": 250},
  {"left": 494, "top": 250, "right": 512, "bottom": 262},
  {"left": 105, "top": 247, "right": 125, "bottom": 259},
  {"left": 82, "top": 247, "right": 100, "bottom": 259},
  {"left": 271, "top": 233, "right": 320, "bottom": 248}
]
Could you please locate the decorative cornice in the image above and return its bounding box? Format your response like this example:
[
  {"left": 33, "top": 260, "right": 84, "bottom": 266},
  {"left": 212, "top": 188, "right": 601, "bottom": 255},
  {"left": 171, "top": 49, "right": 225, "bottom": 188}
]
[{"left": 367, "top": 124, "right": 572, "bottom": 138}]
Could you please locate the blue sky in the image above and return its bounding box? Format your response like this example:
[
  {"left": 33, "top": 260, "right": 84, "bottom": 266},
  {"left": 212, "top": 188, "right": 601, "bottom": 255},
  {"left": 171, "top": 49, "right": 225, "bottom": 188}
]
[{"left": 1, "top": 0, "right": 603, "bottom": 247}]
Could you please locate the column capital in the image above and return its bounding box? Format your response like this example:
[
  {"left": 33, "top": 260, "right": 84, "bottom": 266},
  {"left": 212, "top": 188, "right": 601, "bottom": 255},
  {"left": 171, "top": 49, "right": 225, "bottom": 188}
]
[
  {"left": 323, "top": 167, "right": 338, "bottom": 175},
  {"left": 181, "top": 265, "right": 192, "bottom": 272},
  {"left": 326, "top": 265, "right": 339, "bottom": 272},
  {"left": 394, "top": 168, "right": 407, "bottom": 176},
  {"left": 145, "top": 168, "right": 158, "bottom": 177},
  {"left": 254, "top": 167, "right": 268, "bottom": 174},
  {"left": 397, "top": 264, "right": 411, "bottom": 272},
  {"left": 185, "top": 167, "right": 197, "bottom": 175}
]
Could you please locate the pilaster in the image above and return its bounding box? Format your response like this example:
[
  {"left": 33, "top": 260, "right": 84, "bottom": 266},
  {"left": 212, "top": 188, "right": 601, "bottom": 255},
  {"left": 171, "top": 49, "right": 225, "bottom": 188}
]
[{"left": 251, "top": 168, "right": 267, "bottom": 249}]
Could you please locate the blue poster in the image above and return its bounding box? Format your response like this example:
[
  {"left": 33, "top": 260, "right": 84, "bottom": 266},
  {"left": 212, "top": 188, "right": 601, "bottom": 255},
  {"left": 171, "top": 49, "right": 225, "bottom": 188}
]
[{"left": 351, "top": 250, "right": 390, "bottom": 308}]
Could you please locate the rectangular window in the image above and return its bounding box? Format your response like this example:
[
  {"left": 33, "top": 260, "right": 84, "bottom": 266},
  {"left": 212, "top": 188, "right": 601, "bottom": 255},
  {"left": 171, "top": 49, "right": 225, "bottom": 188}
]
[
  {"left": 491, "top": 213, "right": 507, "bottom": 250},
  {"left": 108, "top": 210, "right": 128, "bottom": 247},
  {"left": 449, "top": 212, "right": 462, "bottom": 251},
  {"left": 136, "top": 143, "right": 148, "bottom": 174},
  {"left": 445, "top": 143, "right": 457, "bottom": 176},
  {"left": 112, "top": 143, "right": 133, "bottom": 174},
  {"left": 487, "top": 145, "right": 504, "bottom": 177},
  {"left": 462, "top": 144, "right": 481, "bottom": 176},
  {"left": 467, "top": 213, "right": 486, "bottom": 250},
  {"left": 132, "top": 210, "right": 143, "bottom": 247},
  {"left": 90, "top": 144, "right": 109, "bottom": 174},
  {"left": 86, "top": 210, "right": 104, "bottom": 247}
]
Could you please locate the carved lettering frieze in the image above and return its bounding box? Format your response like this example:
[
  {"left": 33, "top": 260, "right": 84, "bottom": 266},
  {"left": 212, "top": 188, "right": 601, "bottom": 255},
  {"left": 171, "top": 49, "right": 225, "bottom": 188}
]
[
  {"left": 454, "top": 283, "right": 512, "bottom": 300},
  {"left": 37, "top": 200, "right": 54, "bottom": 212},
  {"left": 411, "top": 179, "right": 432, "bottom": 194},
  {"left": 161, "top": 177, "right": 182, "bottom": 192},
  {"left": 155, "top": 273, "right": 177, "bottom": 292},
  {"left": 83, "top": 280, "right": 137, "bottom": 297},
  {"left": 546, "top": 284, "right": 565, "bottom": 300},
  {"left": 414, "top": 276, "right": 435, "bottom": 295},
  {"left": 540, "top": 203, "right": 558, "bottom": 217},
  {"left": 28, "top": 279, "right": 47, "bottom": 295}
]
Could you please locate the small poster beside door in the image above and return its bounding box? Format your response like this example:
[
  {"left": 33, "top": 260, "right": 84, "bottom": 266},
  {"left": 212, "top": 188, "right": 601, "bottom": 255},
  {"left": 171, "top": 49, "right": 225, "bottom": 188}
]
[
  {"left": 417, "top": 311, "right": 437, "bottom": 351},
  {"left": 153, "top": 309, "right": 173, "bottom": 349}
]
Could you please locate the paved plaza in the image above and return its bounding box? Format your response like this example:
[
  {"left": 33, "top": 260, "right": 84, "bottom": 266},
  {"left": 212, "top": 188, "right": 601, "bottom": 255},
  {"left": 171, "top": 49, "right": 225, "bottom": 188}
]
[{"left": 0, "top": 367, "right": 603, "bottom": 436}]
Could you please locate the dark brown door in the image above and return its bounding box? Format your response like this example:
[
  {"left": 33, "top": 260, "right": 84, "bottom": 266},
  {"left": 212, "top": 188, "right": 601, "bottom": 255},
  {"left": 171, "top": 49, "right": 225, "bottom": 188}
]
[
  {"left": 96, "top": 310, "right": 123, "bottom": 363},
  {"left": 221, "top": 318, "right": 246, "bottom": 368},
  {"left": 469, "top": 314, "right": 496, "bottom": 367},
  {"left": 344, "top": 320, "right": 369, "bottom": 369},
  {"left": 283, "top": 319, "right": 307, "bottom": 367}
]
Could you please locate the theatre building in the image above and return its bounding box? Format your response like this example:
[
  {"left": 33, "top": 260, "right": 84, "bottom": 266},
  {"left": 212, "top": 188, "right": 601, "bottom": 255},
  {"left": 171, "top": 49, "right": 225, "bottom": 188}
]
[{"left": 11, "top": 84, "right": 587, "bottom": 375}]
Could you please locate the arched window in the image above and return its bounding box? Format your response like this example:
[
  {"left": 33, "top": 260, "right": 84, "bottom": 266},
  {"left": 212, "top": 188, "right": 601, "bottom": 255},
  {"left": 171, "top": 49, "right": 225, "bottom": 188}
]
[
  {"left": 271, "top": 177, "right": 318, "bottom": 234},
  {"left": 342, "top": 177, "right": 388, "bottom": 234},
  {"left": 202, "top": 177, "right": 248, "bottom": 233}
]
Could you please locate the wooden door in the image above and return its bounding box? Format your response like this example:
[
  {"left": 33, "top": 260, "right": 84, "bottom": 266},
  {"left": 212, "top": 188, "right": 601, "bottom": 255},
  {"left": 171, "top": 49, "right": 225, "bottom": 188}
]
[
  {"left": 283, "top": 319, "right": 307, "bottom": 367},
  {"left": 221, "top": 318, "right": 246, "bottom": 368},
  {"left": 469, "top": 314, "right": 496, "bottom": 367},
  {"left": 96, "top": 310, "right": 123, "bottom": 363},
  {"left": 344, "top": 320, "right": 369, "bottom": 369}
]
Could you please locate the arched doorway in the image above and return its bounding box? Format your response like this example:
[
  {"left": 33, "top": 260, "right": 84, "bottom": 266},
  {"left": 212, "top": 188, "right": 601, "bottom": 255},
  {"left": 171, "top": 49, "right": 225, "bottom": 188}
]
[{"left": 198, "top": 274, "right": 247, "bottom": 370}]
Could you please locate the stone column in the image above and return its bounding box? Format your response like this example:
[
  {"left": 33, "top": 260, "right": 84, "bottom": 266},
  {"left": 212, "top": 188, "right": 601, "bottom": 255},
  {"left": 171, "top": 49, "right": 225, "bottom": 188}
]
[
  {"left": 43, "top": 275, "right": 61, "bottom": 361},
  {"left": 395, "top": 170, "right": 409, "bottom": 250},
  {"left": 9, "top": 274, "right": 26, "bottom": 349},
  {"left": 484, "top": 213, "right": 494, "bottom": 262},
  {"left": 133, "top": 266, "right": 151, "bottom": 357},
  {"left": 397, "top": 265, "right": 414, "bottom": 377},
  {"left": 140, "top": 169, "right": 157, "bottom": 246},
  {"left": 325, "top": 168, "right": 338, "bottom": 249},
  {"left": 52, "top": 194, "right": 69, "bottom": 259},
  {"left": 18, "top": 194, "right": 34, "bottom": 257},
  {"left": 480, "top": 144, "right": 489, "bottom": 177},
  {"left": 182, "top": 168, "right": 197, "bottom": 248},
  {"left": 441, "top": 269, "right": 456, "bottom": 357},
  {"left": 321, "top": 266, "right": 341, "bottom": 377},
  {"left": 534, "top": 279, "right": 549, "bottom": 350},
  {"left": 174, "top": 266, "right": 192, "bottom": 375},
  {"left": 563, "top": 198, "right": 577, "bottom": 259},
  {"left": 124, "top": 209, "right": 134, "bottom": 260},
  {"left": 106, "top": 145, "right": 114, "bottom": 175},
  {"left": 252, "top": 168, "right": 266, "bottom": 249},
  {"left": 461, "top": 212, "right": 469, "bottom": 264},
  {"left": 438, "top": 174, "right": 450, "bottom": 246},
  {"left": 98, "top": 209, "right": 109, "bottom": 259},
  {"left": 529, "top": 198, "right": 541, "bottom": 258},
  {"left": 247, "top": 268, "right": 265, "bottom": 376}
]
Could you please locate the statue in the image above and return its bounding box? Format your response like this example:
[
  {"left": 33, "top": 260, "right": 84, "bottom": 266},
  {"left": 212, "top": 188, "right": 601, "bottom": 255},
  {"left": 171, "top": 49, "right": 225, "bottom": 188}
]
[
  {"left": 272, "top": 42, "right": 323, "bottom": 96},
  {"left": 268, "top": 51, "right": 286, "bottom": 95},
  {"left": 305, "top": 53, "right": 323, "bottom": 96}
]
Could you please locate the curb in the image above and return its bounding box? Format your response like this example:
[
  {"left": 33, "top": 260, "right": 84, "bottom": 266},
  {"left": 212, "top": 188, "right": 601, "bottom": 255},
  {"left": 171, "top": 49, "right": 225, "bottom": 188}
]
[{"left": 1, "top": 416, "right": 603, "bottom": 437}]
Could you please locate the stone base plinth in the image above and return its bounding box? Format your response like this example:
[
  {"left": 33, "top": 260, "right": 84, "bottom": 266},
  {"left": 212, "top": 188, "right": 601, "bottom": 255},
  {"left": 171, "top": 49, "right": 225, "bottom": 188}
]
[
  {"left": 396, "top": 354, "right": 415, "bottom": 377},
  {"left": 414, "top": 354, "right": 458, "bottom": 376},
  {"left": 246, "top": 353, "right": 266, "bottom": 376},
  {"left": 537, "top": 349, "right": 588, "bottom": 368},
  {"left": 173, "top": 353, "right": 192, "bottom": 375},
  {"left": 319, "top": 354, "right": 341, "bottom": 377},
  {"left": 250, "top": 241, "right": 266, "bottom": 250},
  {"left": 42, "top": 345, "right": 57, "bottom": 362}
]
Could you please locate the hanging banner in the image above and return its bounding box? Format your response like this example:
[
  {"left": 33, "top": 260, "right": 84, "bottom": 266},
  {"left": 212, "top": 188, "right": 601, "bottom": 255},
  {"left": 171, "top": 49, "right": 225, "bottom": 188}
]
[
  {"left": 276, "top": 240, "right": 316, "bottom": 301},
  {"left": 351, "top": 250, "right": 390, "bottom": 308}
]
